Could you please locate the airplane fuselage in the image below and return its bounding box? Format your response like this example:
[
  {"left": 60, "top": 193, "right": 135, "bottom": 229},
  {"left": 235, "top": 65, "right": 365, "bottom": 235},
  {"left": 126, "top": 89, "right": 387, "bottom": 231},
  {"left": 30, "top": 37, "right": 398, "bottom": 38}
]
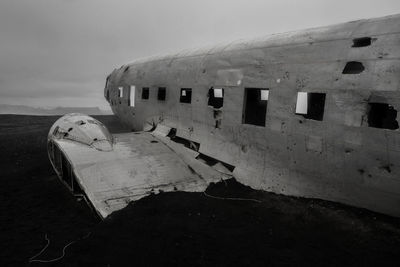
[{"left": 104, "top": 14, "right": 400, "bottom": 216}]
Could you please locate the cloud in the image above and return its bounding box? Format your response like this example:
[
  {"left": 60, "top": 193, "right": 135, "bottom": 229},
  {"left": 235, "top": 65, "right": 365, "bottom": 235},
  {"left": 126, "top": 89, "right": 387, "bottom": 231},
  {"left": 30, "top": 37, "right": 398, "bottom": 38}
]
[{"left": 1, "top": 0, "right": 400, "bottom": 110}]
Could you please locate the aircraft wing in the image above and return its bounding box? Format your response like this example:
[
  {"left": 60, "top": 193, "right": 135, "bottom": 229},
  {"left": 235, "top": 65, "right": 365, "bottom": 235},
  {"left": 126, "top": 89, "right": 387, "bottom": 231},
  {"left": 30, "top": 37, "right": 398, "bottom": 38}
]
[{"left": 48, "top": 114, "right": 227, "bottom": 218}]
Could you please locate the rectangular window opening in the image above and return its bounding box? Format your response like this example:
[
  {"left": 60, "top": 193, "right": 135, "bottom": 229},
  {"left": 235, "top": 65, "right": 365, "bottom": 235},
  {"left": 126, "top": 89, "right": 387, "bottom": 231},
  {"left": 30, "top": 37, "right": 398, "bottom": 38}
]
[
  {"left": 208, "top": 87, "right": 224, "bottom": 109},
  {"left": 118, "top": 87, "right": 123, "bottom": 98},
  {"left": 295, "top": 92, "right": 326, "bottom": 121},
  {"left": 352, "top": 37, "right": 372, "bottom": 47},
  {"left": 180, "top": 88, "right": 192, "bottom": 103},
  {"left": 342, "top": 61, "right": 365, "bottom": 74},
  {"left": 367, "top": 103, "right": 399, "bottom": 130},
  {"left": 243, "top": 88, "right": 269, "bottom": 127},
  {"left": 158, "top": 87, "right": 166, "bottom": 101},
  {"left": 142, "top": 87, "right": 149, "bottom": 100},
  {"left": 130, "top": 86, "right": 135, "bottom": 107}
]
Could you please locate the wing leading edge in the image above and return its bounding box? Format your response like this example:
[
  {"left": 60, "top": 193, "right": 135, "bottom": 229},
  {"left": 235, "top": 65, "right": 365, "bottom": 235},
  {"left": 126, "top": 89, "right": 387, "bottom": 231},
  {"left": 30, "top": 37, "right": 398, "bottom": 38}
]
[{"left": 48, "top": 114, "right": 227, "bottom": 218}]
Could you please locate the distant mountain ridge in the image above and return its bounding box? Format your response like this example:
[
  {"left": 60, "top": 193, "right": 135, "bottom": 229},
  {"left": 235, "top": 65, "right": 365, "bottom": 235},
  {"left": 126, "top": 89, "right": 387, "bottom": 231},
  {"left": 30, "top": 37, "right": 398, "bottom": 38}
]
[{"left": 0, "top": 104, "right": 112, "bottom": 115}]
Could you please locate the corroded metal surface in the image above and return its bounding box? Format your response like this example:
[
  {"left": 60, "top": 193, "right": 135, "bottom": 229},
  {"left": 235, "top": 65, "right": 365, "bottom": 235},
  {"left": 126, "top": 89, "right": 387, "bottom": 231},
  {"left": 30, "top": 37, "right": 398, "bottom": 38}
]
[
  {"left": 104, "top": 14, "right": 400, "bottom": 217},
  {"left": 48, "top": 115, "right": 225, "bottom": 218}
]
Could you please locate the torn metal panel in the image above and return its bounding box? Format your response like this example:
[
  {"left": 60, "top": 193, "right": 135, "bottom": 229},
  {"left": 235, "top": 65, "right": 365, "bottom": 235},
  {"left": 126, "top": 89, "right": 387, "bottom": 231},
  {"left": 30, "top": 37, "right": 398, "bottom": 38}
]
[
  {"left": 48, "top": 115, "right": 224, "bottom": 218},
  {"left": 152, "top": 124, "right": 171, "bottom": 137}
]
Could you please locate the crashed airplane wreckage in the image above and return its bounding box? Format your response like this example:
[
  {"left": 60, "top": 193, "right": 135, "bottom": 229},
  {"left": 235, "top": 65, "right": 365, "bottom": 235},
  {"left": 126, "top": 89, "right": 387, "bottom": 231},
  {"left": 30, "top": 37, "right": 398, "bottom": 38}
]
[{"left": 49, "top": 14, "right": 400, "bottom": 218}]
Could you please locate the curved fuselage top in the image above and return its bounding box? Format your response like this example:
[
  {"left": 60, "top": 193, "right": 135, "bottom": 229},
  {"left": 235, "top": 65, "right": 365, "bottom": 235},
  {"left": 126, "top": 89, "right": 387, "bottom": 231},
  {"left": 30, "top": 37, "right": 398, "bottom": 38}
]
[{"left": 104, "top": 14, "right": 400, "bottom": 217}]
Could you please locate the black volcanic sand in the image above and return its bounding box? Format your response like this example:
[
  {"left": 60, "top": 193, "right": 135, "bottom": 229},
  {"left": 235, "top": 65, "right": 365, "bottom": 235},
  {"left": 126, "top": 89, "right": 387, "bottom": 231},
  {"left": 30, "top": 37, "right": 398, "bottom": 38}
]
[
  {"left": 0, "top": 115, "right": 129, "bottom": 266},
  {"left": 1, "top": 115, "right": 400, "bottom": 266}
]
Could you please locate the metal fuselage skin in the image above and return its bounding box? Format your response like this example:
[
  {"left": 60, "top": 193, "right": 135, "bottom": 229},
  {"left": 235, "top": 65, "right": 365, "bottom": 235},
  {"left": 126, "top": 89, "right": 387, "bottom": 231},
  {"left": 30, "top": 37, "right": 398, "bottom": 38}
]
[{"left": 105, "top": 14, "right": 400, "bottom": 217}]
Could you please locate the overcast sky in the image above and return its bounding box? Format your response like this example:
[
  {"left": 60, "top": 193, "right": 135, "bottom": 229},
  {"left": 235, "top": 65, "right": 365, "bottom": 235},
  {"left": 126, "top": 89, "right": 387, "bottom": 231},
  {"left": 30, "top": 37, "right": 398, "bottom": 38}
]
[{"left": 1, "top": 0, "right": 400, "bottom": 110}]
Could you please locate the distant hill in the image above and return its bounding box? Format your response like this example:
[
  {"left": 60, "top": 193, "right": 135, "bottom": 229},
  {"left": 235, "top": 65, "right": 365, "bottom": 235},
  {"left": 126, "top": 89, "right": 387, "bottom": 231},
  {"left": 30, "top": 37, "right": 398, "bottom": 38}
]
[{"left": 0, "top": 104, "right": 113, "bottom": 115}]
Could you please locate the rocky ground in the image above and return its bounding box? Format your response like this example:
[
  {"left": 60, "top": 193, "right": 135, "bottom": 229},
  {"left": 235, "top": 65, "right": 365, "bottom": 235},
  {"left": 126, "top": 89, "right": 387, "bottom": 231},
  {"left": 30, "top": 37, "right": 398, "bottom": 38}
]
[{"left": 0, "top": 115, "right": 399, "bottom": 266}]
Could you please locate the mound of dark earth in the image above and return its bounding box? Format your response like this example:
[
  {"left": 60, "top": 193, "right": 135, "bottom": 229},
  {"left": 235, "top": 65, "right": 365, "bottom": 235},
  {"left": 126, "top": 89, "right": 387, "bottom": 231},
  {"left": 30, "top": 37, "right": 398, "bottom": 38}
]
[{"left": 0, "top": 115, "right": 399, "bottom": 266}]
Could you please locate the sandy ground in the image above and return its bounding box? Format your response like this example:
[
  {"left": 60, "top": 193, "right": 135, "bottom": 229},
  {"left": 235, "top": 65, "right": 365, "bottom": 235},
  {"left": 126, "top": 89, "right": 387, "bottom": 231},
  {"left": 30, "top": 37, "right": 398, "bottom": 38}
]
[{"left": 1, "top": 115, "right": 400, "bottom": 266}]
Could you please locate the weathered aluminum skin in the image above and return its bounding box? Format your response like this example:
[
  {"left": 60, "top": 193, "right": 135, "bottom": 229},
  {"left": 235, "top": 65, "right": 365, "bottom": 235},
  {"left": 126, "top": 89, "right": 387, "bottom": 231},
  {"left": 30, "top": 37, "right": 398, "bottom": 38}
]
[
  {"left": 48, "top": 114, "right": 114, "bottom": 152},
  {"left": 105, "top": 14, "right": 400, "bottom": 217},
  {"left": 48, "top": 115, "right": 226, "bottom": 218}
]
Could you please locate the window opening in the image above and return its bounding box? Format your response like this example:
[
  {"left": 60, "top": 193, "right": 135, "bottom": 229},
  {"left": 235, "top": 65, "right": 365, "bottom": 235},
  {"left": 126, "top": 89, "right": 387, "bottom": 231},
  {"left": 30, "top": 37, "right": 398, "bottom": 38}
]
[
  {"left": 352, "top": 37, "right": 372, "bottom": 47},
  {"left": 208, "top": 87, "right": 224, "bottom": 109},
  {"left": 295, "top": 92, "right": 326, "bottom": 121},
  {"left": 180, "top": 88, "right": 192, "bottom": 103},
  {"left": 130, "top": 86, "right": 135, "bottom": 107},
  {"left": 367, "top": 103, "right": 399, "bottom": 130},
  {"left": 158, "top": 87, "right": 166, "bottom": 101},
  {"left": 243, "top": 88, "right": 269, "bottom": 126},
  {"left": 342, "top": 61, "right": 365, "bottom": 74},
  {"left": 142, "top": 87, "right": 149, "bottom": 100}
]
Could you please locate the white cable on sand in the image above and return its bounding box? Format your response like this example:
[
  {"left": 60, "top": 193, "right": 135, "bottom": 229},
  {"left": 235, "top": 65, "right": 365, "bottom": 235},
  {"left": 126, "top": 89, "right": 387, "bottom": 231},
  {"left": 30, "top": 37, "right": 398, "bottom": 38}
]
[
  {"left": 203, "top": 191, "right": 262, "bottom": 203},
  {"left": 28, "top": 234, "right": 50, "bottom": 262},
  {"left": 28, "top": 232, "right": 91, "bottom": 264}
]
